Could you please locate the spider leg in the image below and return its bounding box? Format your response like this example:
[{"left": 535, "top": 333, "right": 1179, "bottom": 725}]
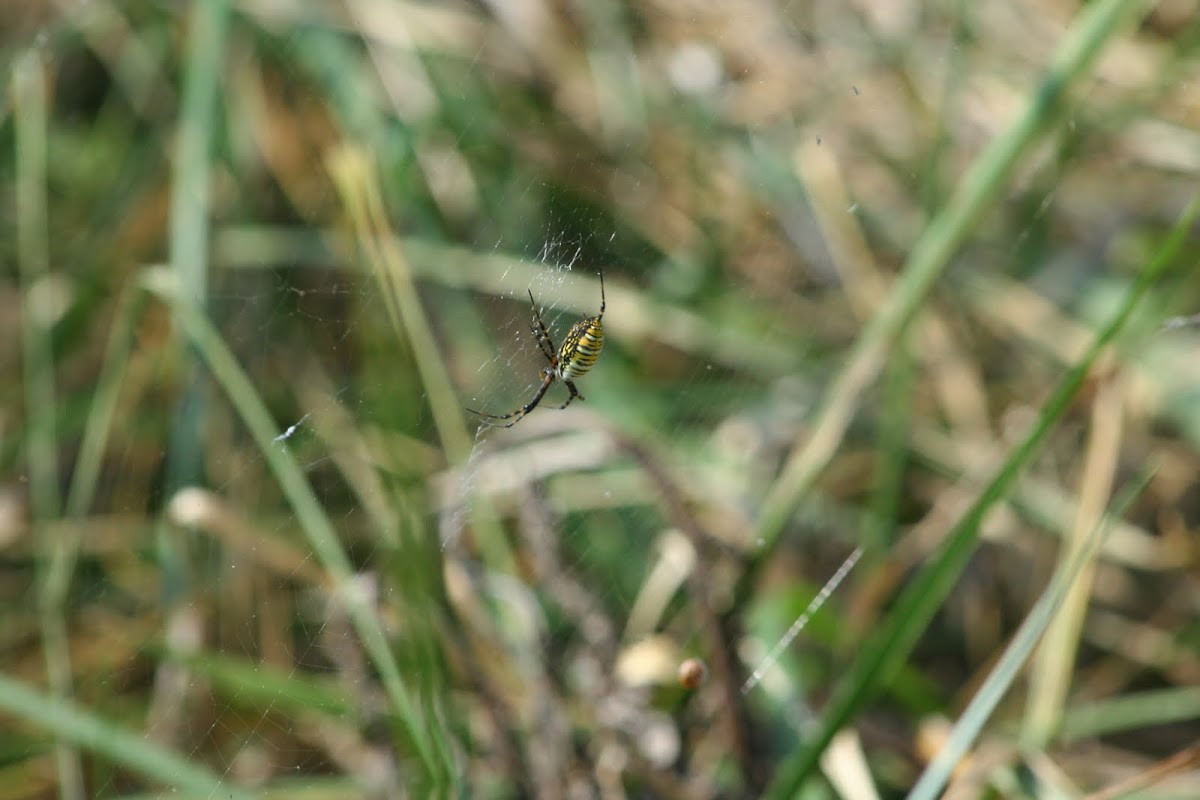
[
  {"left": 468, "top": 369, "right": 556, "bottom": 428},
  {"left": 527, "top": 290, "right": 557, "bottom": 364},
  {"left": 553, "top": 379, "right": 585, "bottom": 410}
]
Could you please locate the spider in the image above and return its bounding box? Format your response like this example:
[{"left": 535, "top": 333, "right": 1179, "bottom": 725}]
[{"left": 468, "top": 269, "right": 606, "bottom": 428}]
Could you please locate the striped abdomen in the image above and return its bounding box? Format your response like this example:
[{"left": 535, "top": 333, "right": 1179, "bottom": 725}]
[{"left": 557, "top": 316, "right": 604, "bottom": 380}]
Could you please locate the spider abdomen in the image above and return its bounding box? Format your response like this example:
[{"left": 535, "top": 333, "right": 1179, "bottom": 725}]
[{"left": 557, "top": 317, "right": 604, "bottom": 380}]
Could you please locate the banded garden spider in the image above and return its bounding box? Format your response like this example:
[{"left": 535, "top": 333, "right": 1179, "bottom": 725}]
[{"left": 468, "top": 269, "right": 606, "bottom": 428}]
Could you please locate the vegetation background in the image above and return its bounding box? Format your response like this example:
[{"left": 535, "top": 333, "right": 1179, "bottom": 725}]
[{"left": 3, "top": 0, "right": 1200, "bottom": 797}]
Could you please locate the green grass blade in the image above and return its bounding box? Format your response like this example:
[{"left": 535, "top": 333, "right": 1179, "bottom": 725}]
[
  {"left": 141, "top": 267, "right": 454, "bottom": 788},
  {"left": 169, "top": 0, "right": 227, "bottom": 303},
  {"left": 763, "top": 189, "right": 1200, "bottom": 797},
  {"left": 0, "top": 671, "right": 254, "bottom": 800},
  {"left": 160, "top": 0, "right": 230, "bottom": 605},
  {"left": 15, "top": 48, "right": 85, "bottom": 800},
  {"left": 167, "top": 650, "right": 356, "bottom": 719},
  {"left": 14, "top": 45, "right": 58, "bottom": 524},
  {"left": 50, "top": 288, "right": 147, "bottom": 591},
  {"left": 1059, "top": 688, "right": 1200, "bottom": 742},
  {"left": 906, "top": 466, "right": 1156, "bottom": 800}
]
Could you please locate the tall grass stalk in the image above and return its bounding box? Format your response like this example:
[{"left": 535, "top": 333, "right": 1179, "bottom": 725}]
[
  {"left": 15, "top": 49, "right": 85, "bottom": 800},
  {"left": 1023, "top": 372, "right": 1126, "bottom": 745},
  {"left": 764, "top": 189, "right": 1200, "bottom": 796},
  {"left": 160, "top": 0, "right": 228, "bottom": 596},
  {"left": 326, "top": 147, "right": 513, "bottom": 573}
]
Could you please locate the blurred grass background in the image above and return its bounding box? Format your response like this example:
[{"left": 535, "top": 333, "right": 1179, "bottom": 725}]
[{"left": 4, "top": 0, "right": 1200, "bottom": 797}]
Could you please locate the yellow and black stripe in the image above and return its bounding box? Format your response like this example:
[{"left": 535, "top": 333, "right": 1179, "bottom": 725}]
[
  {"left": 557, "top": 315, "right": 604, "bottom": 380},
  {"left": 557, "top": 267, "right": 606, "bottom": 381}
]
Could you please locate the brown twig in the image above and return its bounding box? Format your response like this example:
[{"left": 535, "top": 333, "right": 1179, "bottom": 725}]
[{"left": 1080, "top": 741, "right": 1200, "bottom": 800}]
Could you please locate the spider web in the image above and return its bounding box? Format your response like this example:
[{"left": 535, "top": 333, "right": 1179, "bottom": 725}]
[
  {"left": 463, "top": 233, "right": 598, "bottom": 422},
  {"left": 449, "top": 227, "right": 640, "bottom": 582}
]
